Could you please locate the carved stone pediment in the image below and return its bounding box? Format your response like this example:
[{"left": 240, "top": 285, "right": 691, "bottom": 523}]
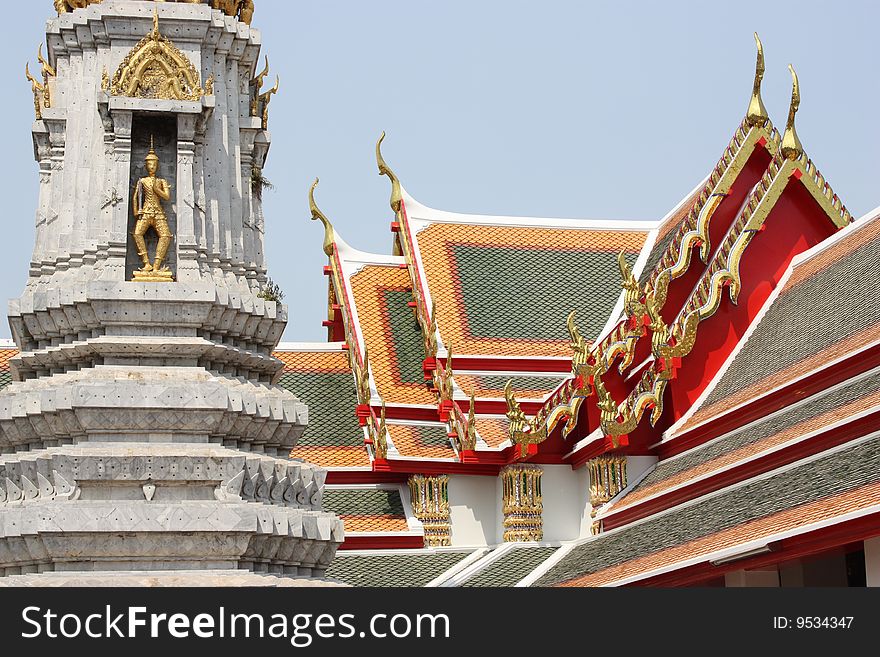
[{"left": 111, "top": 11, "right": 208, "bottom": 102}]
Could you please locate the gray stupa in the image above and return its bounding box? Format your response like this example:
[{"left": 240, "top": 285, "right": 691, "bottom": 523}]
[{"left": 0, "top": 0, "right": 343, "bottom": 586}]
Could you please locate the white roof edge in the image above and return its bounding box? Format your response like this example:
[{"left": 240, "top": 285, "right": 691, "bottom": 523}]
[
  {"left": 335, "top": 232, "right": 405, "bottom": 268},
  {"left": 401, "top": 185, "right": 659, "bottom": 232},
  {"left": 0, "top": 339, "right": 16, "bottom": 348},
  {"left": 275, "top": 341, "right": 347, "bottom": 352}
]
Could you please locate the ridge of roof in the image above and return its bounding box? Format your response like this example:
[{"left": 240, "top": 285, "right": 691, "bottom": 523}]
[{"left": 401, "top": 186, "right": 658, "bottom": 232}]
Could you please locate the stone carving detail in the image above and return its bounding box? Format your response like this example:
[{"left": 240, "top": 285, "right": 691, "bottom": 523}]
[{"left": 0, "top": 470, "right": 80, "bottom": 505}]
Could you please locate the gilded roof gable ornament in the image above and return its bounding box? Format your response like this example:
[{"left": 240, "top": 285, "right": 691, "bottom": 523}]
[
  {"left": 309, "top": 178, "right": 336, "bottom": 257},
  {"left": 781, "top": 64, "right": 804, "bottom": 161},
  {"left": 374, "top": 403, "right": 389, "bottom": 461},
  {"left": 746, "top": 33, "right": 769, "bottom": 127},
  {"left": 505, "top": 381, "right": 548, "bottom": 458},
  {"left": 566, "top": 310, "right": 589, "bottom": 376},
  {"left": 110, "top": 9, "right": 207, "bottom": 102},
  {"left": 376, "top": 132, "right": 403, "bottom": 214}
]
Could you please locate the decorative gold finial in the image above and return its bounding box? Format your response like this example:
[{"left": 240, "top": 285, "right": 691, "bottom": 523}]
[
  {"left": 375, "top": 403, "right": 389, "bottom": 460},
  {"left": 146, "top": 135, "right": 158, "bottom": 162},
  {"left": 462, "top": 394, "right": 477, "bottom": 451},
  {"left": 746, "top": 33, "right": 769, "bottom": 127},
  {"left": 25, "top": 63, "right": 44, "bottom": 120},
  {"left": 309, "top": 178, "right": 336, "bottom": 257},
  {"left": 376, "top": 132, "right": 403, "bottom": 214},
  {"left": 250, "top": 56, "right": 270, "bottom": 113},
  {"left": 781, "top": 64, "right": 803, "bottom": 161}
]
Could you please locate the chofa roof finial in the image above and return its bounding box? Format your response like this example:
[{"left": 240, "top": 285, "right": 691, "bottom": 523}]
[
  {"left": 309, "top": 178, "right": 336, "bottom": 257},
  {"left": 376, "top": 132, "right": 403, "bottom": 214},
  {"left": 780, "top": 64, "right": 804, "bottom": 161},
  {"left": 746, "top": 32, "right": 769, "bottom": 127}
]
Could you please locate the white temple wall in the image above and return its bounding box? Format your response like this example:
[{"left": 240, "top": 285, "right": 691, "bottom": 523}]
[
  {"left": 864, "top": 536, "right": 880, "bottom": 587},
  {"left": 542, "top": 465, "right": 589, "bottom": 543},
  {"left": 448, "top": 475, "right": 499, "bottom": 548}
]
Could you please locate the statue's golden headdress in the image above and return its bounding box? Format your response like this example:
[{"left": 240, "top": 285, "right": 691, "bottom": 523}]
[{"left": 145, "top": 136, "right": 159, "bottom": 164}]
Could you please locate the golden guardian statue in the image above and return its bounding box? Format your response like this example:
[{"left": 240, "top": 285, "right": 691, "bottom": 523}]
[{"left": 132, "top": 139, "right": 174, "bottom": 281}]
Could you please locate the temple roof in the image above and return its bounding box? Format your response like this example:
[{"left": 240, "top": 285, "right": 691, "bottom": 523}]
[
  {"left": 536, "top": 435, "right": 880, "bottom": 586},
  {"left": 672, "top": 207, "right": 880, "bottom": 437},
  {"left": 278, "top": 346, "right": 369, "bottom": 469},
  {"left": 348, "top": 264, "right": 436, "bottom": 406},
  {"left": 325, "top": 550, "right": 476, "bottom": 587},
  {"left": 403, "top": 190, "right": 654, "bottom": 357},
  {"left": 323, "top": 487, "right": 411, "bottom": 534}
]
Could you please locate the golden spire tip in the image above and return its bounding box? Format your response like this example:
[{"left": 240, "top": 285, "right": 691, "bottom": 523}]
[
  {"left": 781, "top": 63, "right": 803, "bottom": 161},
  {"left": 309, "top": 178, "right": 336, "bottom": 257},
  {"left": 376, "top": 131, "right": 403, "bottom": 214},
  {"left": 746, "top": 32, "right": 768, "bottom": 127}
]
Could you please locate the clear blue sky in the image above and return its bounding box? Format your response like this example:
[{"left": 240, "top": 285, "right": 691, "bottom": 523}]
[{"left": 3, "top": 0, "right": 877, "bottom": 342}]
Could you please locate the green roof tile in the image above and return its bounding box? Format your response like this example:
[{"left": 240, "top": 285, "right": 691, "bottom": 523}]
[
  {"left": 452, "top": 245, "right": 637, "bottom": 341},
  {"left": 462, "top": 546, "right": 558, "bottom": 587},
  {"left": 637, "top": 371, "right": 880, "bottom": 491},
  {"left": 278, "top": 371, "right": 362, "bottom": 448},
  {"left": 323, "top": 489, "right": 405, "bottom": 517},
  {"left": 535, "top": 436, "right": 880, "bottom": 586},
  {"left": 326, "top": 551, "right": 473, "bottom": 587},
  {"left": 384, "top": 289, "right": 428, "bottom": 385}
]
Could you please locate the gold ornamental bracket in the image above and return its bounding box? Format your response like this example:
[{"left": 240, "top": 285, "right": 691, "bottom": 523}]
[
  {"left": 110, "top": 10, "right": 208, "bottom": 102},
  {"left": 505, "top": 381, "right": 548, "bottom": 458}
]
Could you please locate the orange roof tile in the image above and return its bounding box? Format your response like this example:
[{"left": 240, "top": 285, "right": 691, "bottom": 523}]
[
  {"left": 289, "top": 446, "right": 370, "bottom": 469},
  {"left": 343, "top": 515, "right": 411, "bottom": 533},
  {"left": 277, "top": 350, "right": 351, "bottom": 372},
  {"left": 455, "top": 374, "right": 563, "bottom": 400},
  {"left": 475, "top": 417, "right": 510, "bottom": 448},
  {"left": 0, "top": 349, "right": 15, "bottom": 369},
  {"left": 389, "top": 423, "right": 456, "bottom": 459},
  {"left": 349, "top": 265, "right": 436, "bottom": 405}
]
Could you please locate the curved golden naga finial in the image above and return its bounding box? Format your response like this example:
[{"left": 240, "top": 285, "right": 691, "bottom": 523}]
[
  {"left": 781, "top": 64, "right": 804, "bottom": 161},
  {"left": 37, "top": 44, "right": 55, "bottom": 78},
  {"left": 376, "top": 132, "right": 403, "bottom": 214},
  {"left": 309, "top": 178, "right": 336, "bottom": 257},
  {"left": 746, "top": 33, "right": 769, "bottom": 127}
]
